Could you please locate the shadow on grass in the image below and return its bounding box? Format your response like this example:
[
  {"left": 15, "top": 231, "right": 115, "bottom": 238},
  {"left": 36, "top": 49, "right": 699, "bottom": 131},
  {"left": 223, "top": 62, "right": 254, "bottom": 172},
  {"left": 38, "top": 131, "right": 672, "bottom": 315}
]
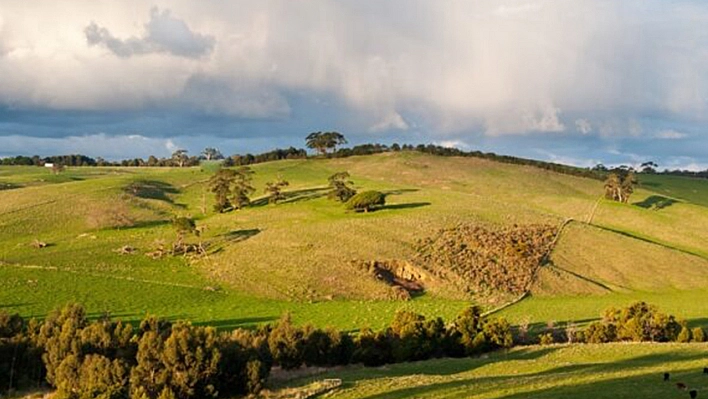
[
  {"left": 124, "top": 180, "right": 181, "bottom": 205},
  {"left": 222, "top": 228, "right": 261, "bottom": 243},
  {"left": 251, "top": 187, "right": 330, "bottom": 207},
  {"left": 195, "top": 316, "right": 277, "bottom": 330},
  {"left": 383, "top": 188, "right": 420, "bottom": 196},
  {"left": 344, "top": 349, "right": 708, "bottom": 399},
  {"left": 380, "top": 202, "right": 431, "bottom": 211},
  {"left": 634, "top": 195, "right": 679, "bottom": 210}
]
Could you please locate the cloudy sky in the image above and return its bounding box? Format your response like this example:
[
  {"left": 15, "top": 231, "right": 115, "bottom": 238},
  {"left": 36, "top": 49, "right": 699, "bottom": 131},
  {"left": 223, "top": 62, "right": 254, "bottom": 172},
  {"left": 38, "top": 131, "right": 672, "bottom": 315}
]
[{"left": 1, "top": 1, "right": 707, "bottom": 169}]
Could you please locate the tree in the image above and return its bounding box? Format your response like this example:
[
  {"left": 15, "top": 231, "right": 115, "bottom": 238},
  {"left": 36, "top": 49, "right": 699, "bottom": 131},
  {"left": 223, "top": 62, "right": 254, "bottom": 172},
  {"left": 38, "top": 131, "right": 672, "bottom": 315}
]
[
  {"left": 640, "top": 161, "right": 658, "bottom": 174},
  {"left": 264, "top": 177, "right": 289, "bottom": 204},
  {"left": 305, "top": 132, "right": 347, "bottom": 155},
  {"left": 172, "top": 217, "right": 197, "bottom": 249},
  {"left": 327, "top": 172, "right": 357, "bottom": 203},
  {"left": 345, "top": 190, "right": 386, "bottom": 212},
  {"left": 51, "top": 163, "right": 65, "bottom": 175},
  {"left": 209, "top": 169, "right": 237, "bottom": 212},
  {"left": 171, "top": 150, "right": 189, "bottom": 167},
  {"left": 202, "top": 148, "right": 223, "bottom": 161},
  {"left": 232, "top": 167, "right": 255, "bottom": 210},
  {"left": 604, "top": 171, "right": 636, "bottom": 203}
]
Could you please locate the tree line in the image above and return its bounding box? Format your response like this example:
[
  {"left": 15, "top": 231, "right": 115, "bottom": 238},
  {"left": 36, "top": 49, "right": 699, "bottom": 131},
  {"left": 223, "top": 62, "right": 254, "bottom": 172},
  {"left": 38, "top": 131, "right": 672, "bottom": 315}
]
[
  {"left": 2, "top": 301, "right": 701, "bottom": 398},
  {"left": 0, "top": 304, "right": 512, "bottom": 398}
]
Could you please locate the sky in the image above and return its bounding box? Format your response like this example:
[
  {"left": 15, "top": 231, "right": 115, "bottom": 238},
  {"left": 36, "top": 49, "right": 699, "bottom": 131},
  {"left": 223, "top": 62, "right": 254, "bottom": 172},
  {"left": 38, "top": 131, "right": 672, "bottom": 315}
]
[{"left": 0, "top": 1, "right": 707, "bottom": 170}]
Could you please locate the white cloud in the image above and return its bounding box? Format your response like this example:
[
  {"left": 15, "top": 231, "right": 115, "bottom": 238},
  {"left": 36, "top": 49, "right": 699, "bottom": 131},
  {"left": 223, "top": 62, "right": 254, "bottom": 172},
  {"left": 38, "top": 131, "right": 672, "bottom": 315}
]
[
  {"left": 434, "top": 140, "right": 470, "bottom": 150},
  {"left": 85, "top": 7, "right": 215, "bottom": 58},
  {"left": 0, "top": 134, "right": 180, "bottom": 160},
  {"left": 654, "top": 129, "right": 688, "bottom": 140},
  {"left": 575, "top": 119, "right": 592, "bottom": 134},
  {"left": 368, "top": 112, "right": 409, "bottom": 133}
]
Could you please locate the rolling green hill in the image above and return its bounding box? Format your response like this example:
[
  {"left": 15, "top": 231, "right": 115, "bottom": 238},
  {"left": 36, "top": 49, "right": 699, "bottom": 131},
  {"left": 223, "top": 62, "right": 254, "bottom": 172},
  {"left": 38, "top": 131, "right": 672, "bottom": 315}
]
[
  {"left": 2, "top": 152, "right": 708, "bottom": 332},
  {"left": 274, "top": 343, "right": 708, "bottom": 399}
]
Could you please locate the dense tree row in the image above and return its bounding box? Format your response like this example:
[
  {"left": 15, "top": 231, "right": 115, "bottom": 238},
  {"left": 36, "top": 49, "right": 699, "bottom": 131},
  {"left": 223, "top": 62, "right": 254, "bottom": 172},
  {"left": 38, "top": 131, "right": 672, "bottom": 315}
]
[
  {"left": 414, "top": 224, "right": 557, "bottom": 300},
  {"left": 3, "top": 137, "right": 708, "bottom": 183},
  {"left": 535, "top": 302, "right": 705, "bottom": 345},
  {"left": 0, "top": 304, "right": 512, "bottom": 398}
]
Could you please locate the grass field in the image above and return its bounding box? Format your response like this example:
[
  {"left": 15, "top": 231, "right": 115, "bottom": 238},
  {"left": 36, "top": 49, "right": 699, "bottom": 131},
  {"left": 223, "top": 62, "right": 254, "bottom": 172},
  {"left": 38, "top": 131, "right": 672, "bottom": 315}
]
[
  {"left": 1, "top": 152, "right": 708, "bottom": 333},
  {"left": 275, "top": 343, "right": 708, "bottom": 398}
]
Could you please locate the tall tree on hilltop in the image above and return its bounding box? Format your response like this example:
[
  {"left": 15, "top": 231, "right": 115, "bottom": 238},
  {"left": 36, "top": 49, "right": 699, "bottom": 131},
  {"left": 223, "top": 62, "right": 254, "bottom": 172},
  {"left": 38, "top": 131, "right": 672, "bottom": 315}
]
[
  {"left": 305, "top": 132, "right": 347, "bottom": 155},
  {"left": 202, "top": 147, "right": 223, "bottom": 161}
]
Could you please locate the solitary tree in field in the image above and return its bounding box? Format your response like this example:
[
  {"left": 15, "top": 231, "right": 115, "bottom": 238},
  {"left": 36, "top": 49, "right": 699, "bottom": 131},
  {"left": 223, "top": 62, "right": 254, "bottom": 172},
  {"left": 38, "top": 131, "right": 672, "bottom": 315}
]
[
  {"left": 173, "top": 216, "right": 197, "bottom": 248},
  {"left": 51, "top": 163, "right": 65, "bottom": 175},
  {"left": 209, "top": 168, "right": 237, "bottom": 212},
  {"left": 202, "top": 147, "right": 223, "bottom": 161},
  {"left": 327, "top": 171, "right": 357, "bottom": 202},
  {"left": 232, "top": 166, "right": 256, "bottom": 210},
  {"left": 305, "top": 132, "right": 347, "bottom": 155},
  {"left": 264, "top": 177, "right": 289, "bottom": 204},
  {"left": 171, "top": 149, "right": 189, "bottom": 167},
  {"left": 345, "top": 190, "right": 386, "bottom": 212},
  {"left": 604, "top": 171, "right": 636, "bottom": 203}
]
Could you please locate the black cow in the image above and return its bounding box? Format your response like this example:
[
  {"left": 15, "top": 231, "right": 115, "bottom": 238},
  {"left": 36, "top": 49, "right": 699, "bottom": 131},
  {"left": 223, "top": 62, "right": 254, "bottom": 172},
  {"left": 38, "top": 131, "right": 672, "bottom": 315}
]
[{"left": 690, "top": 389, "right": 698, "bottom": 399}]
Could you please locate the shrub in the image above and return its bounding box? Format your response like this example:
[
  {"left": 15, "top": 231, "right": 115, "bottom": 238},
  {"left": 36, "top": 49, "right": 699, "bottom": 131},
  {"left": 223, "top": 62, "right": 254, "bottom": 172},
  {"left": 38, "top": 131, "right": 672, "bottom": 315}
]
[
  {"left": 352, "top": 328, "right": 392, "bottom": 367},
  {"left": 677, "top": 325, "right": 692, "bottom": 343},
  {"left": 345, "top": 190, "right": 386, "bottom": 212},
  {"left": 327, "top": 172, "right": 357, "bottom": 203},
  {"left": 538, "top": 333, "right": 555, "bottom": 346},
  {"left": 692, "top": 327, "right": 706, "bottom": 343},
  {"left": 267, "top": 314, "right": 306, "bottom": 370},
  {"left": 584, "top": 322, "right": 617, "bottom": 344}
]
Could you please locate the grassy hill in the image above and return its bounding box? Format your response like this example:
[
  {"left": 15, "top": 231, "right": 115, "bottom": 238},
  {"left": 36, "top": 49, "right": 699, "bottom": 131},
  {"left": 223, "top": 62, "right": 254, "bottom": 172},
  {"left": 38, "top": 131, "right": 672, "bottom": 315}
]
[
  {"left": 1, "top": 151, "right": 708, "bottom": 331},
  {"left": 274, "top": 343, "right": 708, "bottom": 399}
]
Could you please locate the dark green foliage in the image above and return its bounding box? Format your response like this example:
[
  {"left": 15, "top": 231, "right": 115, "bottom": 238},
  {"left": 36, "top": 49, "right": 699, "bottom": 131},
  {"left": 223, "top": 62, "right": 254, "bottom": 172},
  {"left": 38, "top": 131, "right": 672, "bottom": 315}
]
[
  {"left": 448, "top": 306, "right": 512, "bottom": 356},
  {"left": 1, "top": 303, "right": 523, "bottom": 398},
  {"left": 232, "top": 167, "right": 255, "bottom": 210},
  {"left": 345, "top": 190, "right": 386, "bottom": 212},
  {"left": 415, "top": 224, "right": 557, "bottom": 299},
  {"left": 208, "top": 169, "right": 237, "bottom": 212},
  {"left": 208, "top": 167, "right": 255, "bottom": 212},
  {"left": 217, "top": 329, "right": 271, "bottom": 396},
  {"left": 39, "top": 303, "right": 88, "bottom": 386},
  {"left": 267, "top": 314, "right": 307, "bottom": 370},
  {"left": 582, "top": 302, "right": 681, "bottom": 343},
  {"left": 584, "top": 322, "right": 617, "bottom": 343},
  {"left": 305, "top": 132, "right": 347, "bottom": 155},
  {"left": 264, "top": 178, "right": 289, "bottom": 204},
  {"left": 327, "top": 172, "right": 357, "bottom": 203},
  {"left": 352, "top": 328, "right": 393, "bottom": 367}
]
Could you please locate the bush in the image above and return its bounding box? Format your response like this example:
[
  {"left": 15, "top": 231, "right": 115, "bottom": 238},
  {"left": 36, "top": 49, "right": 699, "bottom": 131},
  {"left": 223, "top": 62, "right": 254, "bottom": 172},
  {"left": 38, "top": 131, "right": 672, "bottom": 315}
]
[
  {"left": 345, "top": 190, "right": 386, "bottom": 212},
  {"left": 692, "top": 327, "right": 706, "bottom": 343},
  {"left": 538, "top": 333, "right": 555, "bottom": 346},
  {"left": 352, "top": 329, "right": 392, "bottom": 367},
  {"left": 584, "top": 322, "right": 617, "bottom": 344},
  {"left": 677, "top": 325, "right": 692, "bottom": 343},
  {"left": 267, "top": 314, "right": 307, "bottom": 370}
]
